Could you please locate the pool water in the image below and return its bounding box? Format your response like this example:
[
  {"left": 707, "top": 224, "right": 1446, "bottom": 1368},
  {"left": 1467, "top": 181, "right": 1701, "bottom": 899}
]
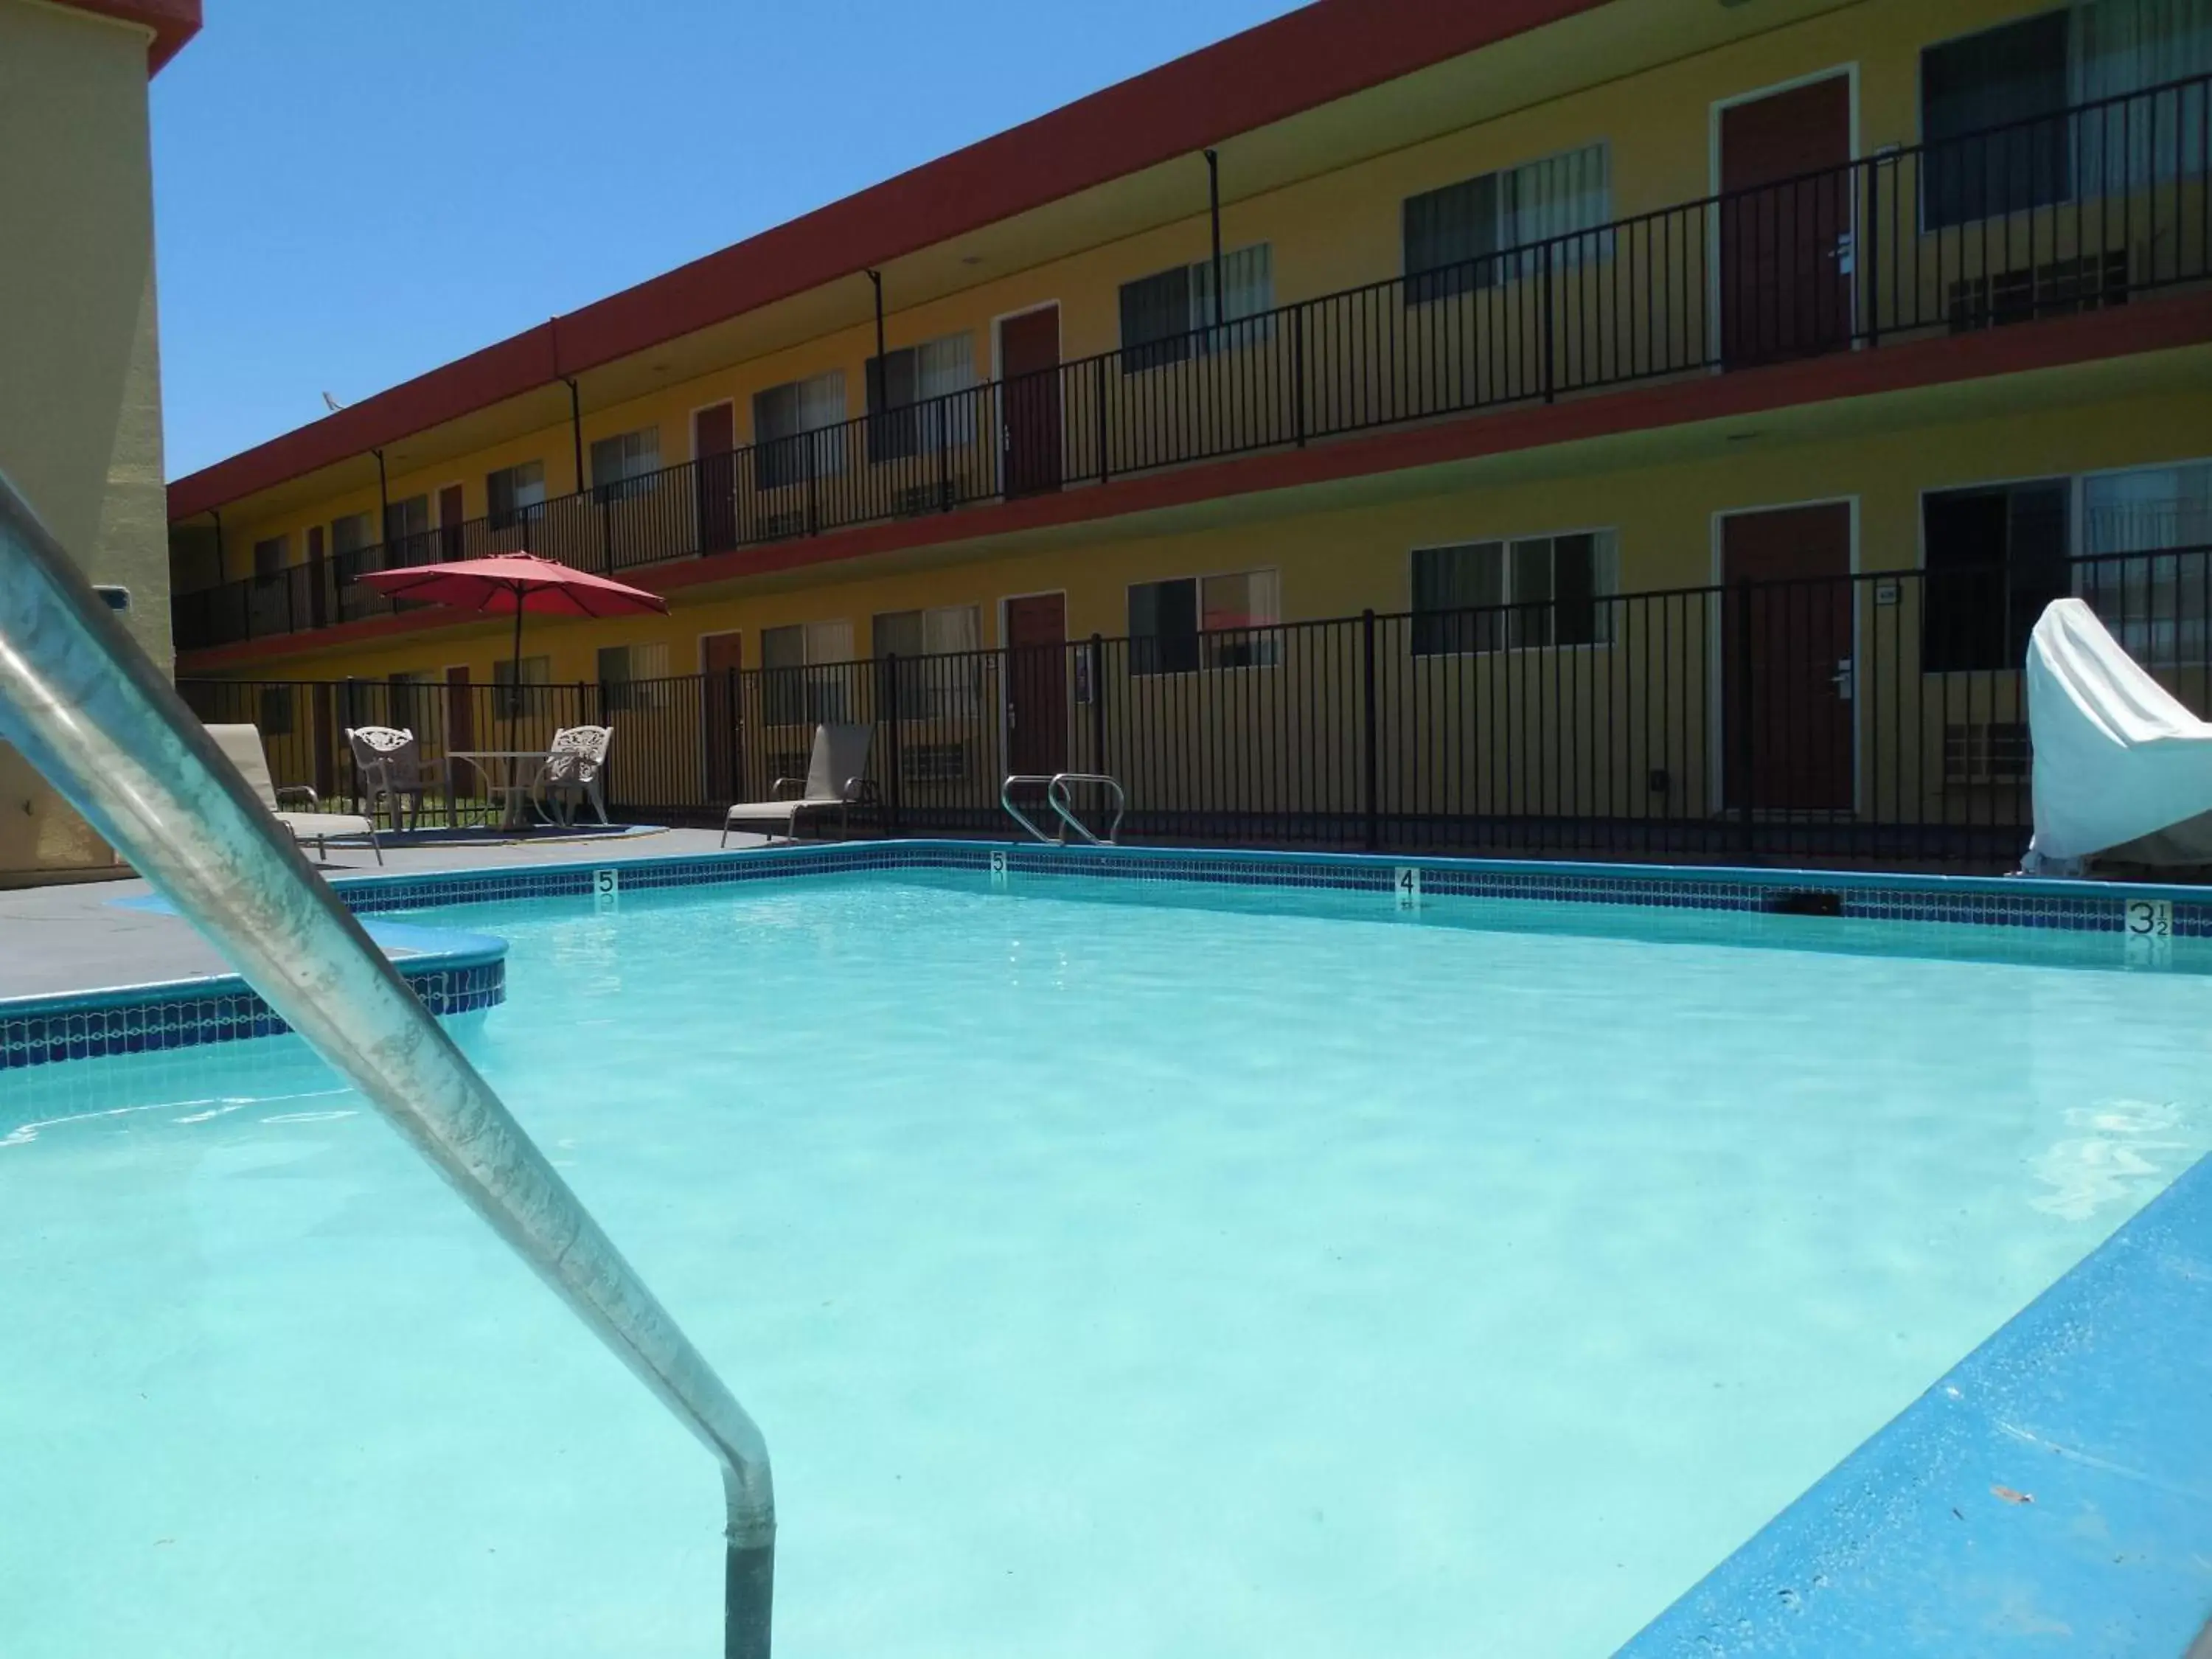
[{"left": 5, "top": 875, "right": 2211, "bottom": 1658}]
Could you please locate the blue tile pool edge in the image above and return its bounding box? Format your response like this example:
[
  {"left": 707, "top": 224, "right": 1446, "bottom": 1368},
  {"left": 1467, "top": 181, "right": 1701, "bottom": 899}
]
[
  {"left": 324, "top": 838, "right": 2212, "bottom": 936},
  {"left": 0, "top": 916, "right": 506, "bottom": 1071},
  {"left": 1615, "top": 1146, "right": 2212, "bottom": 1658}
]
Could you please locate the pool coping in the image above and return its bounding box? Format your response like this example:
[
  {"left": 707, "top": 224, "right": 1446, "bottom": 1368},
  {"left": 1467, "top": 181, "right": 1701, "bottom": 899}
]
[
  {"left": 12, "top": 839, "right": 2202, "bottom": 1074},
  {"left": 0, "top": 912, "right": 507, "bottom": 1071},
  {"left": 10, "top": 837, "right": 2209, "bottom": 1652}
]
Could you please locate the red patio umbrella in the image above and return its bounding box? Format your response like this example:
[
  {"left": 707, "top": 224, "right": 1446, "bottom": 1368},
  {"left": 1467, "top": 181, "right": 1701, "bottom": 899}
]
[{"left": 354, "top": 553, "right": 669, "bottom": 730}]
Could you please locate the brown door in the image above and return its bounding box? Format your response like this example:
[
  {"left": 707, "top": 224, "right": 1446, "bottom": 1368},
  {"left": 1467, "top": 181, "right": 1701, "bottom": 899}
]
[
  {"left": 700, "top": 631, "right": 744, "bottom": 800},
  {"left": 437, "top": 484, "right": 467, "bottom": 561},
  {"left": 693, "top": 403, "right": 737, "bottom": 552},
  {"left": 1004, "top": 593, "right": 1067, "bottom": 775},
  {"left": 1722, "top": 503, "right": 1854, "bottom": 814},
  {"left": 999, "top": 306, "right": 1062, "bottom": 498},
  {"left": 1719, "top": 76, "right": 1854, "bottom": 368}
]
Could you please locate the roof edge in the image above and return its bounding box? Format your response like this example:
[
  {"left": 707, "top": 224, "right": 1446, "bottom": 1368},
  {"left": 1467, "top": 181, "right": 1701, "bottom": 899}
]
[
  {"left": 167, "top": 0, "right": 1612, "bottom": 522},
  {"left": 46, "top": 0, "right": 201, "bottom": 73}
]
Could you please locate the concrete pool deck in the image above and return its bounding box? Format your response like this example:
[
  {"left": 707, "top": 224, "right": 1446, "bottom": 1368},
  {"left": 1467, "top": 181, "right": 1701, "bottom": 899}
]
[{"left": 0, "top": 827, "right": 761, "bottom": 1000}]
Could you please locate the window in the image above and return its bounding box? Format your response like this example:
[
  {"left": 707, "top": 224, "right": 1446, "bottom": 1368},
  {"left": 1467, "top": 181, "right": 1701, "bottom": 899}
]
[
  {"left": 1922, "top": 3, "right": 2211, "bottom": 229},
  {"left": 252, "top": 535, "right": 286, "bottom": 579},
  {"left": 1403, "top": 144, "right": 1611, "bottom": 302},
  {"left": 493, "top": 653, "right": 551, "bottom": 718},
  {"left": 761, "top": 619, "right": 855, "bottom": 724},
  {"left": 1921, "top": 12, "right": 2073, "bottom": 228},
  {"left": 2080, "top": 459, "right": 2212, "bottom": 664},
  {"left": 329, "top": 512, "right": 374, "bottom": 560},
  {"left": 1921, "top": 481, "right": 2071, "bottom": 672},
  {"left": 597, "top": 641, "right": 672, "bottom": 712},
  {"left": 591, "top": 428, "right": 661, "bottom": 504},
  {"left": 874, "top": 605, "right": 983, "bottom": 717},
  {"left": 383, "top": 494, "right": 430, "bottom": 557},
  {"left": 1119, "top": 244, "right": 1273, "bottom": 372},
  {"left": 1410, "top": 532, "right": 1619, "bottom": 655},
  {"left": 754, "top": 371, "right": 847, "bottom": 490},
  {"left": 1129, "top": 570, "right": 1281, "bottom": 673},
  {"left": 2073, "top": 0, "right": 2212, "bottom": 187},
  {"left": 487, "top": 461, "right": 546, "bottom": 530},
  {"left": 866, "top": 333, "right": 977, "bottom": 461}
]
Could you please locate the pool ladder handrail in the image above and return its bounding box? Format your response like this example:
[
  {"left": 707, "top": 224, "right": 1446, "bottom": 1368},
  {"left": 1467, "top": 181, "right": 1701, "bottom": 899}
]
[
  {"left": 1001, "top": 772, "right": 1126, "bottom": 846},
  {"left": 0, "top": 469, "right": 776, "bottom": 1659}
]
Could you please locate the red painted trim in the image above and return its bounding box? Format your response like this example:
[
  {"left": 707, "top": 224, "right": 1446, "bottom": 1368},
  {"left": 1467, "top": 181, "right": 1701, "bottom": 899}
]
[
  {"left": 174, "top": 296, "right": 2212, "bottom": 675},
  {"left": 44, "top": 0, "right": 199, "bottom": 73},
  {"left": 166, "top": 0, "right": 1612, "bottom": 521}
]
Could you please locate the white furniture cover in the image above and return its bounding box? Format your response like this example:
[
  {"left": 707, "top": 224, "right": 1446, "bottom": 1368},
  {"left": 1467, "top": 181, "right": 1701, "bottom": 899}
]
[{"left": 2024, "top": 597, "right": 2212, "bottom": 872}]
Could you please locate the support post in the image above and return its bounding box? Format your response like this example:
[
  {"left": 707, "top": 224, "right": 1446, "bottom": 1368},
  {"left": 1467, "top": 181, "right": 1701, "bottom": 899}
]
[
  {"left": 1089, "top": 633, "right": 1107, "bottom": 774},
  {"left": 1735, "top": 580, "right": 1756, "bottom": 859},
  {"left": 883, "top": 651, "right": 901, "bottom": 836},
  {"left": 1204, "top": 150, "right": 1225, "bottom": 330},
  {"left": 1361, "top": 608, "right": 1380, "bottom": 852}
]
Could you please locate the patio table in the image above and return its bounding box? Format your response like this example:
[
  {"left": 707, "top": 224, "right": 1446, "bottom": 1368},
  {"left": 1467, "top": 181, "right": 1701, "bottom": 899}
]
[{"left": 448, "top": 749, "right": 552, "bottom": 832}]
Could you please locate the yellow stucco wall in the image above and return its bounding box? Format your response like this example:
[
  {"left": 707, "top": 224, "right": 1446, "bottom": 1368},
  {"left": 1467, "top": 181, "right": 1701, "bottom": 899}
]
[
  {"left": 0, "top": 0, "right": 169, "bottom": 880},
  {"left": 210, "top": 0, "right": 2081, "bottom": 577}
]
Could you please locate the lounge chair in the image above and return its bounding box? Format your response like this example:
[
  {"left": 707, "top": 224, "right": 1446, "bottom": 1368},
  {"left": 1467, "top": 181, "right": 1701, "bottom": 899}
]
[
  {"left": 346, "top": 725, "right": 433, "bottom": 831},
  {"left": 722, "top": 722, "right": 877, "bottom": 846},
  {"left": 539, "top": 724, "right": 614, "bottom": 827},
  {"left": 206, "top": 724, "right": 382, "bottom": 864}
]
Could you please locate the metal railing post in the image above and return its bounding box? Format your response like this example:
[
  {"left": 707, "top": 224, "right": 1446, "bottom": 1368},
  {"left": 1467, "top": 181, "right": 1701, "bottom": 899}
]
[
  {"left": 1540, "top": 242, "right": 1557, "bottom": 404},
  {"left": 1089, "top": 633, "right": 1107, "bottom": 773},
  {"left": 0, "top": 470, "right": 776, "bottom": 1659},
  {"left": 1361, "top": 608, "right": 1380, "bottom": 851},
  {"left": 1093, "top": 363, "right": 1110, "bottom": 485},
  {"left": 1735, "top": 580, "right": 1756, "bottom": 859},
  {"left": 883, "top": 652, "right": 902, "bottom": 835},
  {"left": 1293, "top": 303, "right": 1308, "bottom": 447}
]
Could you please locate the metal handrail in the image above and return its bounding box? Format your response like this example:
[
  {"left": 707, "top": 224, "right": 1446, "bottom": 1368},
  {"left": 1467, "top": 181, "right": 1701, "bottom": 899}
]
[
  {"left": 999, "top": 773, "right": 1060, "bottom": 844},
  {"left": 1002, "top": 772, "right": 1124, "bottom": 845},
  {"left": 0, "top": 470, "right": 775, "bottom": 1658},
  {"left": 1046, "top": 773, "right": 1125, "bottom": 846}
]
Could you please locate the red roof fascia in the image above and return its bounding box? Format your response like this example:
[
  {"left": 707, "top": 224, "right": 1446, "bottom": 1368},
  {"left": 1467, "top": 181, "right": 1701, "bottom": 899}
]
[{"left": 166, "top": 0, "right": 1610, "bottom": 522}]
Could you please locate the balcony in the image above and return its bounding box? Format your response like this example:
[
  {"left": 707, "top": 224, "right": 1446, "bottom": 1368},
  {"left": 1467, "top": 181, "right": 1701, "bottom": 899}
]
[{"left": 173, "top": 74, "right": 2211, "bottom": 655}]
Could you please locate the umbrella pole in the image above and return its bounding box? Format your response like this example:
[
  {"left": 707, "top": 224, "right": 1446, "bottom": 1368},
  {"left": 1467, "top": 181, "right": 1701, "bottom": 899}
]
[{"left": 508, "top": 591, "right": 524, "bottom": 748}]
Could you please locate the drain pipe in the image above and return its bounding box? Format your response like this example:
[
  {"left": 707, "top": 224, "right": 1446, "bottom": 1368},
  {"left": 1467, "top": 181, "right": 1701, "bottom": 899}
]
[{"left": 0, "top": 468, "right": 775, "bottom": 1658}]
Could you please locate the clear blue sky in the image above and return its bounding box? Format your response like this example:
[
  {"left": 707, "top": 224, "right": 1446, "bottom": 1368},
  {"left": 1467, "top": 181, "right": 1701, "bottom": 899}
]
[{"left": 150, "top": 0, "right": 1309, "bottom": 481}]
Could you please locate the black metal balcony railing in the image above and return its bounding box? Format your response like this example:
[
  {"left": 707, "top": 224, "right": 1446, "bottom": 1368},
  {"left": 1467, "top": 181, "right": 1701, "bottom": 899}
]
[
  {"left": 175, "top": 546, "right": 2212, "bottom": 871},
  {"left": 173, "top": 74, "right": 2211, "bottom": 653}
]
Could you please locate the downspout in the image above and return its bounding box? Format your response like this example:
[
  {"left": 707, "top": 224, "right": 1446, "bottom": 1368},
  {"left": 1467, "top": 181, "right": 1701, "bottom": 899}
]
[
  {"left": 372, "top": 448, "right": 390, "bottom": 546},
  {"left": 864, "top": 269, "right": 886, "bottom": 417},
  {"left": 565, "top": 376, "right": 585, "bottom": 498},
  {"left": 1204, "top": 148, "right": 1225, "bottom": 329}
]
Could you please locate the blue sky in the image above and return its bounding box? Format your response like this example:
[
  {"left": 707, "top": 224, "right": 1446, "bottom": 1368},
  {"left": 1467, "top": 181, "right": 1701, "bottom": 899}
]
[{"left": 150, "top": 0, "right": 1308, "bottom": 479}]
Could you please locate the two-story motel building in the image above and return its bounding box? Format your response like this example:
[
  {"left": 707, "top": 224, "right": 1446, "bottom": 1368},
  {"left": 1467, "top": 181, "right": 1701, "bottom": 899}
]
[{"left": 166, "top": 0, "right": 2211, "bottom": 854}]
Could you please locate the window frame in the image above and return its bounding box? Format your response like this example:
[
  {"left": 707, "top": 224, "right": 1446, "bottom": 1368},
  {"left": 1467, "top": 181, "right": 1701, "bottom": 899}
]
[
  {"left": 486, "top": 460, "right": 548, "bottom": 532},
  {"left": 1916, "top": 475, "right": 2074, "bottom": 675},
  {"left": 1408, "top": 529, "right": 1622, "bottom": 658},
  {"left": 1401, "top": 141, "right": 1614, "bottom": 305},
  {"left": 590, "top": 427, "right": 663, "bottom": 504},
  {"left": 1117, "top": 243, "right": 1276, "bottom": 374},
  {"left": 1126, "top": 567, "right": 1284, "bottom": 676}
]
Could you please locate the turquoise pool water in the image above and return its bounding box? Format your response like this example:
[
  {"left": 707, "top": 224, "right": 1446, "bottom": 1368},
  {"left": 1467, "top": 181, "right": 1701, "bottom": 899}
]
[{"left": 5, "top": 874, "right": 2211, "bottom": 1658}]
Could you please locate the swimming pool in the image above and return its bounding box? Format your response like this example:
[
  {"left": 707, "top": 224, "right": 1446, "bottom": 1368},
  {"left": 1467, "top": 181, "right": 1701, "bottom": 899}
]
[{"left": 5, "top": 862, "right": 2210, "bottom": 1657}]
